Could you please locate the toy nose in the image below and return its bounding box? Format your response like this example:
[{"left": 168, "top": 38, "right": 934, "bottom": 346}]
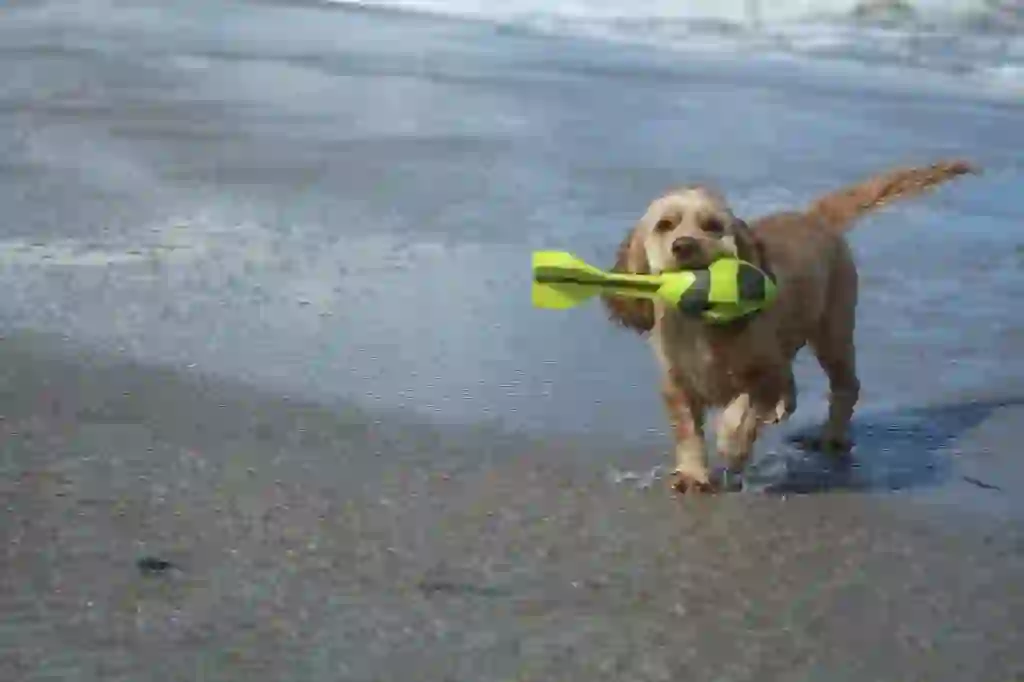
[{"left": 671, "top": 237, "right": 700, "bottom": 261}]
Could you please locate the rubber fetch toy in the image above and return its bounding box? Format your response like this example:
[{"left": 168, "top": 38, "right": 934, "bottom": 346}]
[{"left": 532, "top": 251, "right": 778, "bottom": 324}]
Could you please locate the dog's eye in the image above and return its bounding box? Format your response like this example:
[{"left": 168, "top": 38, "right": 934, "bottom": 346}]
[
  {"left": 700, "top": 216, "right": 725, "bottom": 235},
  {"left": 654, "top": 218, "right": 674, "bottom": 233}
]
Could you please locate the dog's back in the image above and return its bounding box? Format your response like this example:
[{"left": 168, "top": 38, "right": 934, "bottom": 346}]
[
  {"left": 743, "top": 211, "right": 854, "bottom": 359},
  {"left": 746, "top": 159, "right": 980, "bottom": 359}
]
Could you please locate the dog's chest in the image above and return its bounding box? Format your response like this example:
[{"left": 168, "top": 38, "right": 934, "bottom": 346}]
[{"left": 651, "top": 315, "right": 748, "bottom": 402}]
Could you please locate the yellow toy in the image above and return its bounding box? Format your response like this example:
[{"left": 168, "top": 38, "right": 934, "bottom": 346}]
[{"left": 532, "top": 251, "right": 778, "bottom": 324}]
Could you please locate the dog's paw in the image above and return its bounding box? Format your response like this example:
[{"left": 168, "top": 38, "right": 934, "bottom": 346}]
[
  {"left": 789, "top": 433, "right": 852, "bottom": 455},
  {"left": 669, "top": 470, "right": 718, "bottom": 495}
]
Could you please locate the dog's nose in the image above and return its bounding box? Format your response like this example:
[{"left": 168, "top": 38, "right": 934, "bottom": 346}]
[{"left": 671, "top": 237, "right": 700, "bottom": 262}]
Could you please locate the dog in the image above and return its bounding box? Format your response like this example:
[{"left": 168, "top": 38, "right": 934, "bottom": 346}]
[{"left": 600, "top": 159, "right": 978, "bottom": 494}]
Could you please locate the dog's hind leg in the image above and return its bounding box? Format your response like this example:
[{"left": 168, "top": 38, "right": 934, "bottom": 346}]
[
  {"left": 810, "top": 341, "right": 859, "bottom": 453},
  {"left": 804, "top": 259, "right": 860, "bottom": 454}
]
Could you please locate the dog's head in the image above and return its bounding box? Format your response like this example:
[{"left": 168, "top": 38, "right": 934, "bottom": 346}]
[{"left": 601, "top": 186, "right": 766, "bottom": 333}]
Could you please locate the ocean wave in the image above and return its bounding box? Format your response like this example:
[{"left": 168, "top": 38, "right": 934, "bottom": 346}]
[
  {"left": 332, "top": 0, "right": 1024, "bottom": 94},
  {"left": 337, "top": 0, "right": 1020, "bottom": 26},
  {"left": 334, "top": 0, "right": 1024, "bottom": 30}
]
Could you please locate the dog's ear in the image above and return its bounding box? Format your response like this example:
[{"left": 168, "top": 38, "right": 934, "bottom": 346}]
[
  {"left": 600, "top": 224, "right": 655, "bottom": 334},
  {"left": 730, "top": 218, "right": 772, "bottom": 278}
]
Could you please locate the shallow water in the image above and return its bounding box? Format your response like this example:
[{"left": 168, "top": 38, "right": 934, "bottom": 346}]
[{"left": 3, "top": 0, "right": 1022, "bottom": 433}]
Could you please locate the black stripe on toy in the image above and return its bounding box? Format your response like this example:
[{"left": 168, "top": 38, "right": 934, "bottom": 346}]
[
  {"left": 737, "top": 263, "right": 767, "bottom": 301},
  {"left": 677, "top": 269, "right": 712, "bottom": 315}
]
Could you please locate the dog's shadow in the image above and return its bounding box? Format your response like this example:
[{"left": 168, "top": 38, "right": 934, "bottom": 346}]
[{"left": 741, "top": 396, "right": 1023, "bottom": 495}]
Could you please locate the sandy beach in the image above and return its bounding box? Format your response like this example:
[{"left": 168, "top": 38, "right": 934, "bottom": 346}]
[{"left": 2, "top": 330, "right": 1023, "bottom": 681}]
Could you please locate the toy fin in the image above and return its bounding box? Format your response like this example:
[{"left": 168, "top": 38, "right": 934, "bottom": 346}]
[
  {"left": 532, "top": 251, "right": 662, "bottom": 309},
  {"left": 531, "top": 280, "right": 599, "bottom": 309}
]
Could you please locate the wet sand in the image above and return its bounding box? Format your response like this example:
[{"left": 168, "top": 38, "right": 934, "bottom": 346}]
[{"left": 2, "top": 331, "right": 1024, "bottom": 681}]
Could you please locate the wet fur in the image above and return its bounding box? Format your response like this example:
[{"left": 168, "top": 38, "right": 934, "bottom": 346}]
[{"left": 600, "top": 159, "right": 978, "bottom": 493}]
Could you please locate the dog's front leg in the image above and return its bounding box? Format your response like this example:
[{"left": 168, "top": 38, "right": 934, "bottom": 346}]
[
  {"left": 717, "top": 392, "right": 759, "bottom": 477},
  {"left": 661, "top": 380, "right": 711, "bottom": 494},
  {"left": 718, "top": 364, "right": 794, "bottom": 480}
]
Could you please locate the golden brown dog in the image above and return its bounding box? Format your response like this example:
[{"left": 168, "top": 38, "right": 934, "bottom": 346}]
[{"left": 601, "top": 159, "right": 978, "bottom": 493}]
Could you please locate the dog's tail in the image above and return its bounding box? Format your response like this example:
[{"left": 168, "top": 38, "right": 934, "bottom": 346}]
[{"left": 806, "top": 159, "right": 979, "bottom": 233}]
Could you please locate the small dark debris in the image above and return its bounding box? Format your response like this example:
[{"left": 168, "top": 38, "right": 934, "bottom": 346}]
[
  {"left": 416, "top": 580, "right": 506, "bottom": 598},
  {"left": 137, "top": 556, "right": 176, "bottom": 575},
  {"left": 962, "top": 475, "right": 1003, "bottom": 492}
]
